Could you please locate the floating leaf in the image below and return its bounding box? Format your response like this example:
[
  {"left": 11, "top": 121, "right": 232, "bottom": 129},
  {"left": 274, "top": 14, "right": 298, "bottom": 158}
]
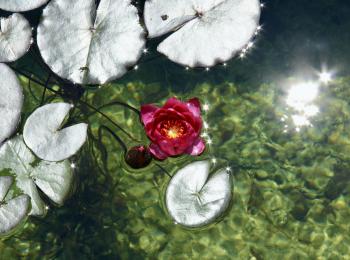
[
  {"left": 0, "top": 176, "right": 30, "bottom": 235},
  {"left": 23, "top": 103, "right": 88, "bottom": 162},
  {"left": 0, "top": 63, "right": 23, "bottom": 146},
  {"left": 165, "top": 160, "right": 232, "bottom": 228},
  {"left": 144, "top": 0, "right": 261, "bottom": 67},
  {"left": 0, "top": 0, "right": 49, "bottom": 12},
  {"left": 0, "top": 14, "right": 32, "bottom": 62},
  {"left": 37, "top": 0, "right": 145, "bottom": 85},
  {"left": 0, "top": 176, "right": 12, "bottom": 201},
  {"left": 0, "top": 136, "right": 73, "bottom": 216}
]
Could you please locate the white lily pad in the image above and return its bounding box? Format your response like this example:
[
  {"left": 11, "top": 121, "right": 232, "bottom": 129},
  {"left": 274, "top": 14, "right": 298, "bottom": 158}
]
[
  {"left": 0, "top": 0, "right": 49, "bottom": 12},
  {"left": 165, "top": 160, "right": 232, "bottom": 228},
  {"left": 0, "top": 176, "right": 30, "bottom": 235},
  {"left": 0, "top": 63, "right": 23, "bottom": 146},
  {"left": 0, "top": 136, "right": 73, "bottom": 216},
  {"left": 37, "top": 0, "right": 145, "bottom": 85},
  {"left": 144, "top": 0, "right": 261, "bottom": 67},
  {"left": 0, "top": 176, "right": 12, "bottom": 201},
  {"left": 23, "top": 103, "right": 88, "bottom": 162},
  {"left": 0, "top": 13, "right": 32, "bottom": 62}
]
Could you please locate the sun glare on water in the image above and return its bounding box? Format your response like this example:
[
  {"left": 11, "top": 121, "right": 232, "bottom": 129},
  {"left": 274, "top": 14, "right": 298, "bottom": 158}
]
[{"left": 284, "top": 81, "right": 320, "bottom": 130}]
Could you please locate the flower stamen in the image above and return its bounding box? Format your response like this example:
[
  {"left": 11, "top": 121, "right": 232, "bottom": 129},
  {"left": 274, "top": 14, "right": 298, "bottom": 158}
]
[{"left": 160, "top": 120, "right": 186, "bottom": 139}]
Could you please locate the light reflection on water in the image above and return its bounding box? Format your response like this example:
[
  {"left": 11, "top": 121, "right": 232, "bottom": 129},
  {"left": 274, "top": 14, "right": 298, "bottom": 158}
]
[{"left": 284, "top": 81, "right": 320, "bottom": 131}]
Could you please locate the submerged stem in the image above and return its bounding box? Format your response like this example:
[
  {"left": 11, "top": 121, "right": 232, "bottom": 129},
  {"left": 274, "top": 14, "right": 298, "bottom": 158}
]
[
  {"left": 79, "top": 99, "right": 140, "bottom": 142},
  {"left": 98, "top": 125, "right": 128, "bottom": 154},
  {"left": 155, "top": 163, "right": 172, "bottom": 178},
  {"left": 92, "top": 101, "right": 140, "bottom": 115},
  {"left": 41, "top": 73, "right": 52, "bottom": 105}
]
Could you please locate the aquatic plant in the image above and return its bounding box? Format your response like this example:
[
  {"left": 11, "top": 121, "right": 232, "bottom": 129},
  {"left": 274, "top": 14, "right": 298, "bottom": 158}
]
[
  {"left": 0, "top": 0, "right": 277, "bottom": 257},
  {"left": 0, "top": 74, "right": 349, "bottom": 258},
  {"left": 0, "top": 136, "right": 73, "bottom": 217},
  {"left": 141, "top": 97, "right": 205, "bottom": 160},
  {"left": 37, "top": 0, "right": 146, "bottom": 84},
  {"left": 0, "top": 176, "right": 30, "bottom": 236},
  {"left": 23, "top": 103, "right": 88, "bottom": 161},
  {"left": 144, "top": 0, "right": 261, "bottom": 67},
  {"left": 0, "top": 98, "right": 86, "bottom": 233},
  {"left": 0, "top": 13, "right": 32, "bottom": 62},
  {"left": 166, "top": 160, "right": 232, "bottom": 228},
  {"left": 0, "top": 64, "right": 23, "bottom": 145},
  {"left": 0, "top": 0, "right": 49, "bottom": 12}
]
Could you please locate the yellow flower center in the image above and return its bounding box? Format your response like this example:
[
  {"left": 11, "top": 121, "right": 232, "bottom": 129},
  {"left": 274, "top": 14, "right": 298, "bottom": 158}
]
[{"left": 160, "top": 120, "right": 186, "bottom": 139}]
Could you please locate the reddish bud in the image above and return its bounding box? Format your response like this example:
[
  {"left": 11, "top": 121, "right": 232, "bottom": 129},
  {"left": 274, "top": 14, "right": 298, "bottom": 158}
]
[{"left": 125, "top": 145, "right": 152, "bottom": 169}]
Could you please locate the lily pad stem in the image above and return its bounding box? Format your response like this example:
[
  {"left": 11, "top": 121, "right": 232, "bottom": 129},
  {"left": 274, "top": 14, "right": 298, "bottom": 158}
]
[
  {"left": 155, "top": 163, "right": 172, "bottom": 178},
  {"left": 87, "top": 101, "right": 140, "bottom": 116},
  {"left": 40, "top": 73, "right": 52, "bottom": 105},
  {"left": 98, "top": 125, "right": 127, "bottom": 154}
]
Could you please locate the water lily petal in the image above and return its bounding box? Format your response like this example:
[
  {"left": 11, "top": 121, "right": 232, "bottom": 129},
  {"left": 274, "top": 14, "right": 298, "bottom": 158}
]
[
  {"left": 186, "top": 137, "right": 205, "bottom": 156},
  {"left": 141, "top": 104, "right": 159, "bottom": 126},
  {"left": 187, "top": 98, "right": 201, "bottom": 117},
  {"left": 149, "top": 143, "right": 168, "bottom": 160},
  {"left": 163, "top": 97, "right": 183, "bottom": 109}
]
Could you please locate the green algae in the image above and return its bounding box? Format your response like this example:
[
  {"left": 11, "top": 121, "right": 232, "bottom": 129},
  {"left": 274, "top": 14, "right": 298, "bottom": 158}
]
[{"left": 1, "top": 76, "right": 350, "bottom": 259}]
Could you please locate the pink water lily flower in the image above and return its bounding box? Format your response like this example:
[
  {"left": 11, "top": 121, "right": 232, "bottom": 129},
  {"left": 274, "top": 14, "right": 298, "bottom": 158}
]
[{"left": 141, "top": 97, "right": 206, "bottom": 160}]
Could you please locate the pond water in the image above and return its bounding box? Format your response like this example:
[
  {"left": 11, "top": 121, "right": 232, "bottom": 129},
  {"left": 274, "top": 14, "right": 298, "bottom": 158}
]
[{"left": 2, "top": 0, "right": 350, "bottom": 259}]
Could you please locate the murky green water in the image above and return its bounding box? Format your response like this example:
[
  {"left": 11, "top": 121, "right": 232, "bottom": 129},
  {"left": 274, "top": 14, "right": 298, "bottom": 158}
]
[{"left": 2, "top": 0, "right": 350, "bottom": 259}]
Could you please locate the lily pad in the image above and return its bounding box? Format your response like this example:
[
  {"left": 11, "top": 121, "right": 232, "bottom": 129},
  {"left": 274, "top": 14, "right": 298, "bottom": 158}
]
[
  {"left": 165, "top": 160, "right": 232, "bottom": 228},
  {"left": 0, "top": 136, "right": 73, "bottom": 216},
  {"left": 0, "top": 63, "right": 23, "bottom": 146},
  {"left": 37, "top": 0, "right": 145, "bottom": 85},
  {"left": 144, "top": 0, "right": 261, "bottom": 67},
  {"left": 0, "top": 176, "right": 30, "bottom": 235},
  {"left": 23, "top": 103, "right": 88, "bottom": 162},
  {"left": 0, "top": 0, "right": 49, "bottom": 12},
  {"left": 0, "top": 13, "right": 32, "bottom": 62}
]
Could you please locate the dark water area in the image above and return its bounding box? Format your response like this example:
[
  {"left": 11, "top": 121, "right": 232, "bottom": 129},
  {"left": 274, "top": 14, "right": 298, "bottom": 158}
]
[
  {"left": 5, "top": 0, "right": 350, "bottom": 90},
  {"left": 2, "top": 1, "right": 350, "bottom": 259}
]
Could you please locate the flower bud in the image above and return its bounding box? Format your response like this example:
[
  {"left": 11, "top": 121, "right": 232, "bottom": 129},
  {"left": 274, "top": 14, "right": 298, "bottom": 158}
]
[{"left": 125, "top": 145, "right": 152, "bottom": 169}]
